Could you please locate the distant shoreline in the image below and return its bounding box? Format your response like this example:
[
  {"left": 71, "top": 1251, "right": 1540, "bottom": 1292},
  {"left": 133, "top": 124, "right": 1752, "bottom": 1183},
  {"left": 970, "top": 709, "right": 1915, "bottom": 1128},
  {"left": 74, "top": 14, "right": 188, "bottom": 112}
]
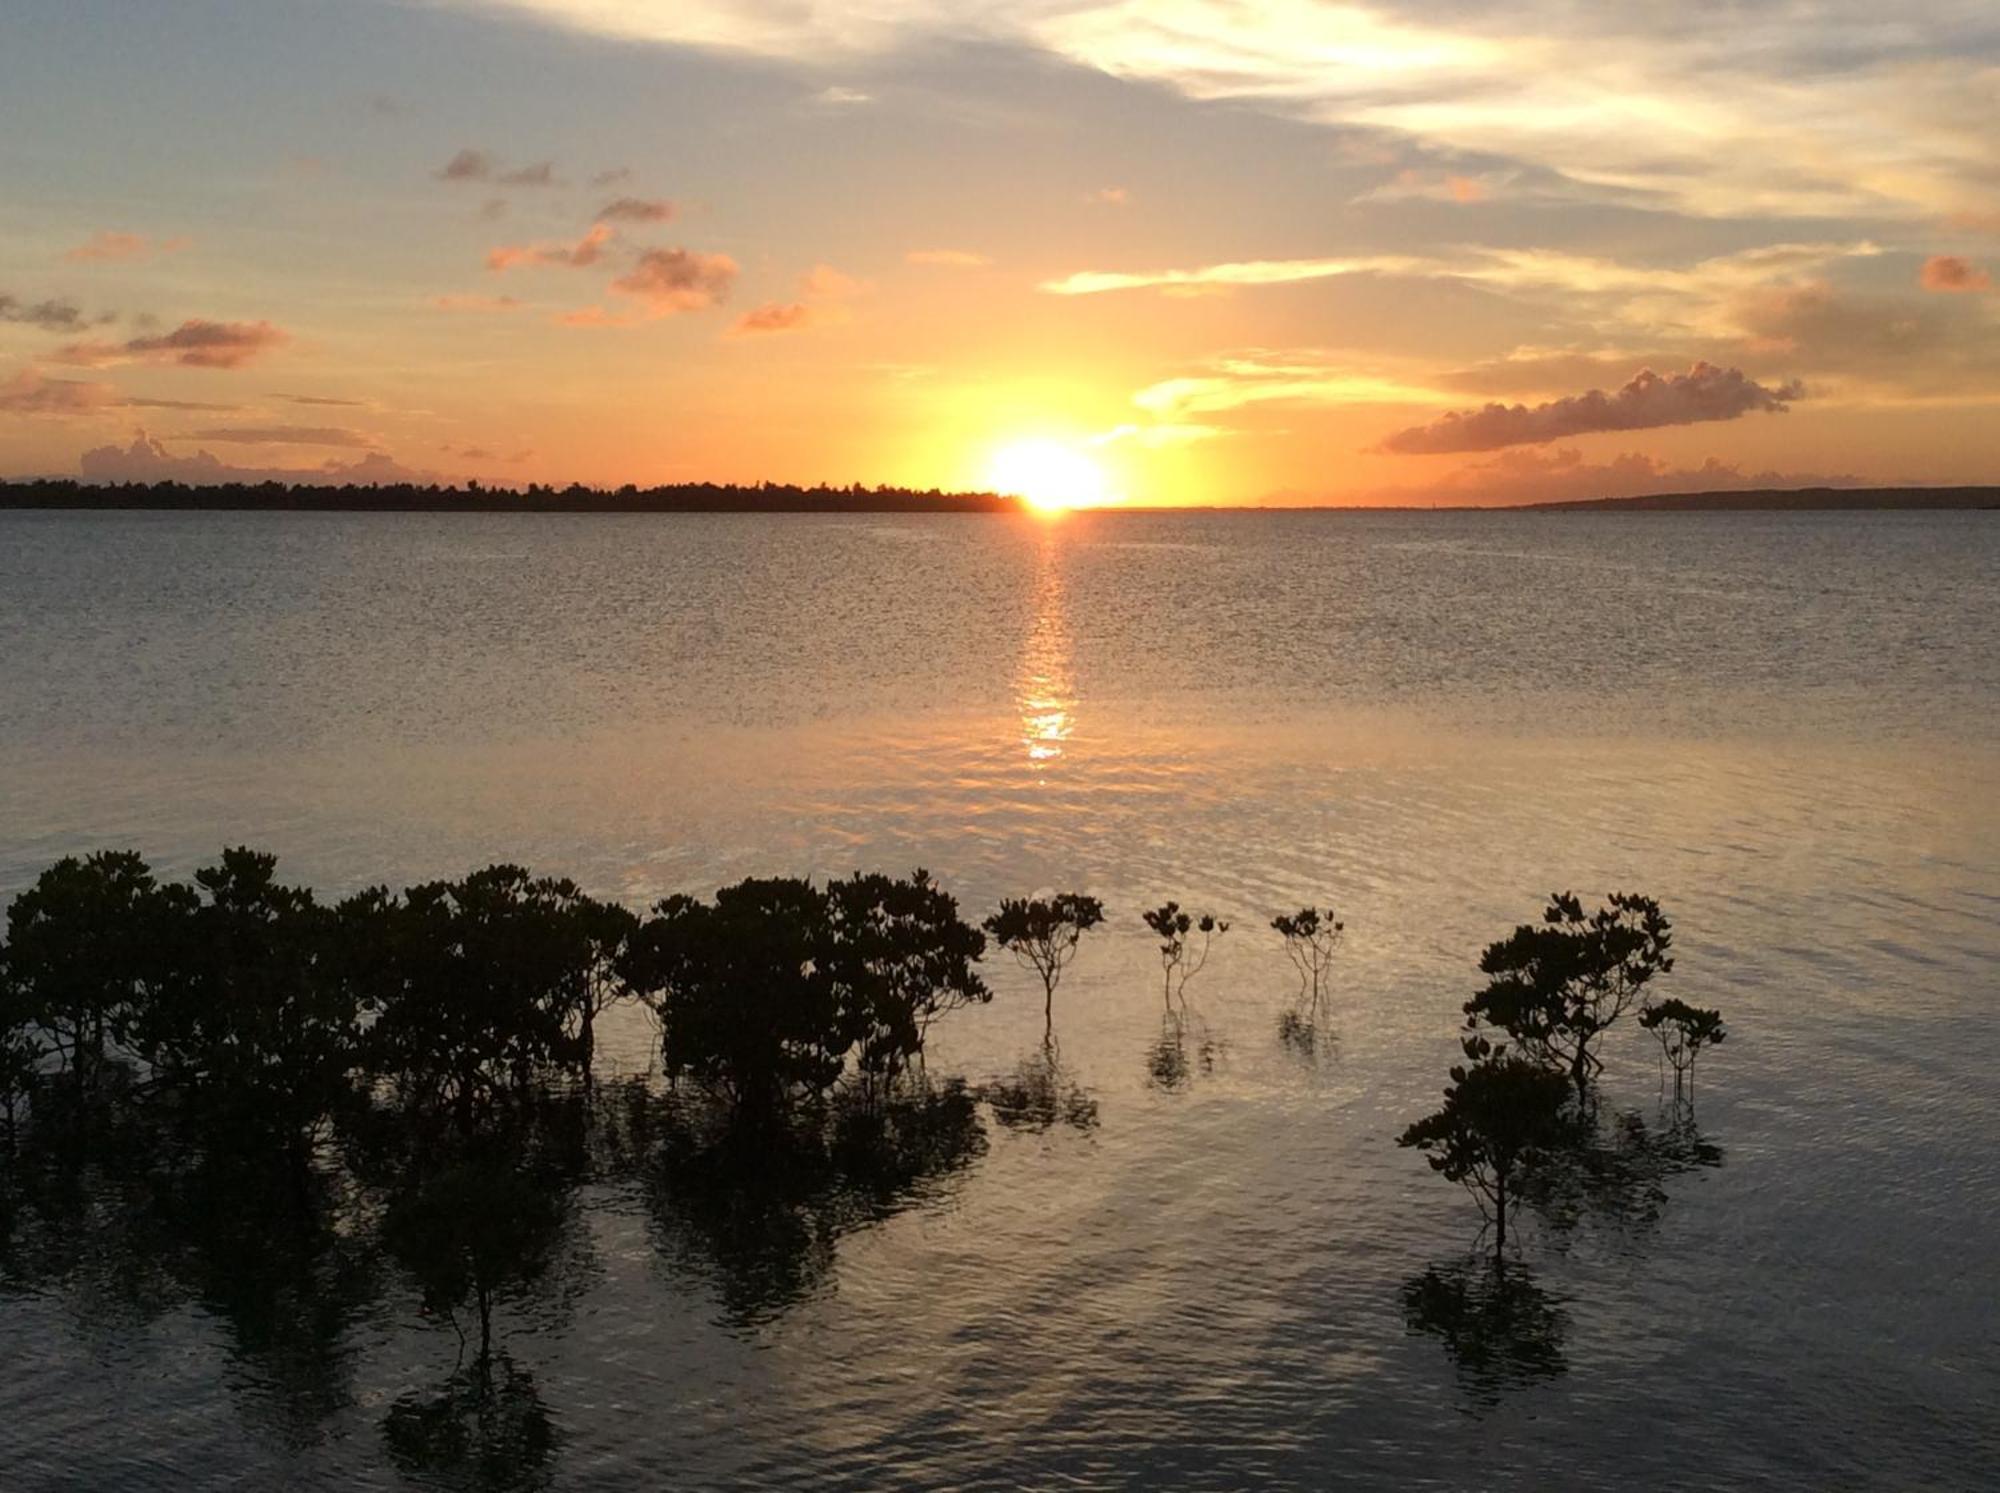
[{"left": 0, "top": 480, "right": 1993, "bottom": 514}]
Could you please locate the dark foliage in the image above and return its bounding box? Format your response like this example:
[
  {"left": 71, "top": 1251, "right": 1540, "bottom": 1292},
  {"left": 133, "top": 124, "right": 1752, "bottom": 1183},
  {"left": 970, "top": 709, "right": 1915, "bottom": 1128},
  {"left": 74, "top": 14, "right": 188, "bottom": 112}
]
[
  {"left": 1142, "top": 902, "right": 1229, "bottom": 1007},
  {"left": 983, "top": 892, "right": 1105, "bottom": 1030},
  {"left": 1463, "top": 891, "right": 1674, "bottom": 1098},
  {"left": 1270, "top": 906, "right": 1343, "bottom": 1005}
]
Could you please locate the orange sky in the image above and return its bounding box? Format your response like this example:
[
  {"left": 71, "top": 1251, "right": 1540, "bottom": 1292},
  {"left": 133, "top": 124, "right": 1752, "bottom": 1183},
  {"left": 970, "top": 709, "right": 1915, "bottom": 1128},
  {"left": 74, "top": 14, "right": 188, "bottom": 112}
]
[{"left": 2, "top": 1, "right": 1997, "bottom": 505}]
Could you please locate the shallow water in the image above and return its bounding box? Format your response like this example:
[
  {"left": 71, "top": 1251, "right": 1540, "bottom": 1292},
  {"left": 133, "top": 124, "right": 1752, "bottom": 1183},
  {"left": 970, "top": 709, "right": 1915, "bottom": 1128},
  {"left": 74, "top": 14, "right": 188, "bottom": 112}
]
[{"left": 1, "top": 509, "right": 1996, "bottom": 1488}]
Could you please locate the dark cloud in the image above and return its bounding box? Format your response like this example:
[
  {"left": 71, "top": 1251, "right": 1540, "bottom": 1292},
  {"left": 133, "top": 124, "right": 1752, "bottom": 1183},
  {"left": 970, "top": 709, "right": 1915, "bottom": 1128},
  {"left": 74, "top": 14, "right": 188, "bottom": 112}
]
[
  {"left": 435, "top": 148, "right": 495, "bottom": 182},
  {"left": 0, "top": 293, "right": 99, "bottom": 332},
  {"left": 58, "top": 319, "right": 287, "bottom": 370},
  {"left": 173, "top": 426, "right": 370, "bottom": 447},
  {"left": 276, "top": 394, "right": 368, "bottom": 407},
  {"left": 590, "top": 167, "right": 633, "bottom": 187},
  {"left": 498, "top": 161, "right": 559, "bottom": 187},
  {"left": 1379, "top": 362, "right": 1802, "bottom": 454},
  {"left": 598, "top": 197, "right": 676, "bottom": 223},
  {"left": 1919, "top": 254, "right": 1992, "bottom": 292},
  {"left": 609, "top": 248, "right": 738, "bottom": 313},
  {"left": 78, "top": 432, "right": 433, "bottom": 485}
]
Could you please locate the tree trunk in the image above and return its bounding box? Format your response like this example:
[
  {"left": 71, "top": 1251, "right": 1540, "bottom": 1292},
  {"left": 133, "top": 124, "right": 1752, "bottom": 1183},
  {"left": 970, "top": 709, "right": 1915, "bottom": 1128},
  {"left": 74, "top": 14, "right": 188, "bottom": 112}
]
[{"left": 1493, "top": 1169, "right": 1507, "bottom": 1263}]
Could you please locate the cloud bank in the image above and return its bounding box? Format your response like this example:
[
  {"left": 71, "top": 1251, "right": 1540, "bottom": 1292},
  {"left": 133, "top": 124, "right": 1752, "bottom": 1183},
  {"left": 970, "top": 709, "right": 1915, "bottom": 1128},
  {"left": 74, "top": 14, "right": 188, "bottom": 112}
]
[
  {"left": 78, "top": 432, "right": 432, "bottom": 485},
  {"left": 1378, "top": 363, "right": 1802, "bottom": 454}
]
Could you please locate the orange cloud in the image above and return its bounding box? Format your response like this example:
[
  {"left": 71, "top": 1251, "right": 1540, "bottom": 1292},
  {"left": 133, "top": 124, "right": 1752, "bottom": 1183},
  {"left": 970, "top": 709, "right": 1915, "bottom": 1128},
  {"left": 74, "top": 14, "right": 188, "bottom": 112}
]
[
  {"left": 0, "top": 369, "right": 118, "bottom": 416},
  {"left": 487, "top": 223, "right": 614, "bottom": 272},
  {"left": 732, "top": 302, "right": 815, "bottom": 335},
  {"left": 608, "top": 248, "right": 738, "bottom": 314},
  {"left": 63, "top": 231, "right": 191, "bottom": 264},
  {"left": 1379, "top": 363, "right": 1801, "bottom": 454},
  {"left": 58, "top": 319, "right": 288, "bottom": 370},
  {"left": 1919, "top": 254, "right": 1992, "bottom": 292}
]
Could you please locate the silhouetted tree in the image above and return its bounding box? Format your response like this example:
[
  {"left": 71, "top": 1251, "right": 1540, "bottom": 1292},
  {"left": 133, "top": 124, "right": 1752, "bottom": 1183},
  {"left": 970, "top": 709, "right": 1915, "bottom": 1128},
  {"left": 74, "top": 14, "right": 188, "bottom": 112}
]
[
  {"left": 2, "top": 851, "right": 186, "bottom": 1088},
  {"left": 1270, "top": 906, "right": 1343, "bottom": 1005},
  {"left": 540, "top": 883, "right": 638, "bottom": 1078},
  {"left": 983, "top": 893, "right": 1105, "bottom": 1031},
  {"left": 126, "top": 849, "right": 358, "bottom": 1171},
  {"left": 346, "top": 866, "right": 597, "bottom": 1134},
  {"left": 624, "top": 878, "right": 843, "bottom": 1116},
  {"left": 1463, "top": 891, "right": 1674, "bottom": 1100},
  {"left": 1638, "top": 997, "right": 1726, "bottom": 1103},
  {"left": 1142, "top": 902, "right": 1229, "bottom": 1008},
  {"left": 1398, "top": 1036, "right": 1573, "bottom": 1260},
  {"left": 823, "top": 869, "right": 989, "bottom": 1097}
]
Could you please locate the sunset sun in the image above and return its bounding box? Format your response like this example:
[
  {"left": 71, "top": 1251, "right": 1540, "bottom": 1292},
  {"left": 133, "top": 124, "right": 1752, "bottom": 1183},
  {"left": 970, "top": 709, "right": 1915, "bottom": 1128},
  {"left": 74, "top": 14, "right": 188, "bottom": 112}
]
[{"left": 986, "top": 438, "right": 1111, "bottom": 512}]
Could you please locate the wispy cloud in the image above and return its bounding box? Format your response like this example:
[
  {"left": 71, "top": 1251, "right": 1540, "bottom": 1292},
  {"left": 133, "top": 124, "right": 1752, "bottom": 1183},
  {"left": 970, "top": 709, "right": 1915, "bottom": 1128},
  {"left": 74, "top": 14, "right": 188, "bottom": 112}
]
[
  {"left": 0, "top": 293, "right": 105, "bottom": 332},
  {"left": 598, "top": 197, "right": 676, "bottom": 223},
  {"left": 907, "top": 249, "right": 992, "bottom": 268},
  {"left": 728, "top": 263, "right": 861, "bottom": 337},
  {"left": 169, "top": 425, "right": 372, "bottom": 447},
  {"left": 434, "top": 148, "right": 562, "bottom": 186},
  {"left": 430, "top": 292, "right": 524, "bottom": 311},
  {"left": 57, "top": 319, "right": 288, "bottom": 370},
  {"left": 1377, "top": 362, "right": 1801, "bottom": 454},
  {"left": 487, "top": 224, "right": 614, "bottom": 272},
  {"left": 0, "top": 369, "right": 118, "bottom": 416},
  {"left": 63, "top": 231, "right": 191, "bottom": 264}
]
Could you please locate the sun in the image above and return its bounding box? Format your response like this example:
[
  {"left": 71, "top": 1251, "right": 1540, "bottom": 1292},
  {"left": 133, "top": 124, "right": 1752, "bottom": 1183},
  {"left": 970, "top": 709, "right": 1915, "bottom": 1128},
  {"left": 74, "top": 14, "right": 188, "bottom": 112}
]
[{"left": 987, "top": 438, "right": 1111, "bottom": 512}]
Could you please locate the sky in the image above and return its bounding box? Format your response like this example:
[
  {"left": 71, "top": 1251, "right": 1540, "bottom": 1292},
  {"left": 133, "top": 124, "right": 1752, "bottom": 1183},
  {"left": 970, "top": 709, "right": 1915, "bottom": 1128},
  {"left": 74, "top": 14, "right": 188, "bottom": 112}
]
[{"left": 0, "top": 0, "right": 1996, "bottom": 505}]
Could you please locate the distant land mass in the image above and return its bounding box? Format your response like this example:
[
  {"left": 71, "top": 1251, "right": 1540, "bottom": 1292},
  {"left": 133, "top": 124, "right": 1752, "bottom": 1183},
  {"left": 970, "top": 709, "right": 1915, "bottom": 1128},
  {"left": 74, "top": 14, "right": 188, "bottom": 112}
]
[
  {"left": 1526, "top": 486, "right": 2000, "bottom": 512},
  {"left": 1, "top": 480, "right": 1996, "bottom": 514},
  {"left": 0, "top": 479, "right": 1019, "bottom": 515}
]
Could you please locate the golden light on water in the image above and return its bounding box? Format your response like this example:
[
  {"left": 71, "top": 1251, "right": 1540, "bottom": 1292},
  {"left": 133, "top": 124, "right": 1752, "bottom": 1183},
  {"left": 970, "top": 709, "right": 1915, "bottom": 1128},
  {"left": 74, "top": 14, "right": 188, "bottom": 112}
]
[{"left": 987, "top": 438, "right": 1113, "bottom": 513}]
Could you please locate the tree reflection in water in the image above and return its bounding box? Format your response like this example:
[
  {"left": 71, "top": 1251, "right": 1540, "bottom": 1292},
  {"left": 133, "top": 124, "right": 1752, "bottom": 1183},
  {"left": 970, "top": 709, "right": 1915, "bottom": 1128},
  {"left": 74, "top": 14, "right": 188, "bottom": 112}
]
[
  {"left": 383, "top": 1355, "right": 558, "bottom": 1493},
  {"left": 1522, "top": 1106, "right": 1726, "bottom": 1241},
  {"left": 980, "top": 1038, "right": 1099, "bottom": 1134},
  {"left": 1401, "top": 1258, "right": 1568, "bottom": 1400},
  {"left": 1146, "top": 1008, "right": 1224, "bottom": 1092},
  {"left": 641, "top": 1080, "right": 988, "bottom": 1329}
]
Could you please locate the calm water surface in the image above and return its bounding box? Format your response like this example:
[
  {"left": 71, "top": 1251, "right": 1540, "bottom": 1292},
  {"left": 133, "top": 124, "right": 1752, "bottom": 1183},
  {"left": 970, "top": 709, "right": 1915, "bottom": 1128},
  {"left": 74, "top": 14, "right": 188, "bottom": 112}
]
[{"left": 1, "top": 510, "right": 1996, "bottom": 1488}]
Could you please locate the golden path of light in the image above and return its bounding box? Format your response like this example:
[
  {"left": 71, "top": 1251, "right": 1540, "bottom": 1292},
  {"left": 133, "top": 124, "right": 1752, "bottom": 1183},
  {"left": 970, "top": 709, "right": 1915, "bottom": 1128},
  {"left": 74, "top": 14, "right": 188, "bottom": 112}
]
[{"left": 1016, "top": 531, "right": 1075, "bottom": 766}]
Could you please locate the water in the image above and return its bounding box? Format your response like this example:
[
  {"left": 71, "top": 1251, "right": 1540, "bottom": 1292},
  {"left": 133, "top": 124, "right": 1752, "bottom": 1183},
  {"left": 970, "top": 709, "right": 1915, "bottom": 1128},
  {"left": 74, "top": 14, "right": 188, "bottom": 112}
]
[{"left": 1, "top": 509, "right": 1996, "bottom": 1488}]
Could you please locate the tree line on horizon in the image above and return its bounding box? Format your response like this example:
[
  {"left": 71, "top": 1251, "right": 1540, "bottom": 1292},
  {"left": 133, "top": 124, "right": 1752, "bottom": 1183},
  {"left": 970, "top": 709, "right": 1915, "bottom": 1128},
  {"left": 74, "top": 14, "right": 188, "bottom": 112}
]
[{"left": 0, "top": 477, "right": 1022, "bottom": 514}]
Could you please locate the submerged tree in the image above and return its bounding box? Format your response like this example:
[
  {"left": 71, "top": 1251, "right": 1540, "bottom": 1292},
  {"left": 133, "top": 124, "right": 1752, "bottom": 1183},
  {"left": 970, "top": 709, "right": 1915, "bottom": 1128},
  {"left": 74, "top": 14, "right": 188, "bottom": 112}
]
[
  {"left": 1141, "top": 902, "right": 1229, "bottom": 1008},
  {"left": 2, "top": 850, "right": 185, "bottom": 1088},
  {"left": 1463, "top": 891, "right": 1674, "bottom": 1100},
  {"left": 1400, "top": 1258, "right": 1568, "bottom": 1399},
  {"left": 1637, "top": 997, "right": 1726, "bottom": 1103},
  {"left": 126, "top": 848, "right": 358, "bottom": 1171},
  {"left": 1270, "top": 906, "right": 1343, "bottom": 1006},
  {"left": 1398, "top": 1036, "right": 1573, "bottom": 1261},
  {"left": 823, "top": 869, "right": 989, "bottom": 1097},
  {"left": 983, "top": 893, "right": 1105, "bottom": 1032}
]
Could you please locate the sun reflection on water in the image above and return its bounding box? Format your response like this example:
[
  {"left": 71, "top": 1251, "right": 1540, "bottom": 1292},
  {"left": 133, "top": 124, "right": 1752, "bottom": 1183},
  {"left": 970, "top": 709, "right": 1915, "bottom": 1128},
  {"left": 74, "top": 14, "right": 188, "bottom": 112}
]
[{"left": 1016, "top": 533, "right": 1076, "bottom": 766}]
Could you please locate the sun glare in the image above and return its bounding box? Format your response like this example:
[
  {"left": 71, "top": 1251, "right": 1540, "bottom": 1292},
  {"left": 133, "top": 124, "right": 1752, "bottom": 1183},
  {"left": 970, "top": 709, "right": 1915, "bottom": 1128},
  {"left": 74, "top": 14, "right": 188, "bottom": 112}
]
[{"left": 987, "top": 438, "right": 1111, "bottom": 512}]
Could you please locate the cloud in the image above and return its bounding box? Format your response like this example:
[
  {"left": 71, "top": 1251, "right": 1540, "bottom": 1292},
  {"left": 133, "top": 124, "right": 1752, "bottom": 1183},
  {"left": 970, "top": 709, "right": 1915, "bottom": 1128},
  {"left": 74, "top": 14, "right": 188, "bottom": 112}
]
[
  {"left": 607, "top": 247, "right": 738, "bottom": 314},
  {"left": 78, "top": 431, "right": 434, "bottom": 485},
  {"left": 276, "top": 394, "right": 369, "bottom": 407},
  {"left": 1327, "top": 445, "right": 1863, "bottom": 508},
  {"left": 1044, "top": 254, "right": 1430, "bottom": 296},
  {"left": 0, "top": 293, "right": 101, "bottom": 332},
  {"left": 0, "top": 369, "right": 118, "bottom": 416},
  {"left": 730, "top": 302, "right": 815, "bottom": 335},
  {"left": 906, "top": 249, "right": 992, "bottom": 268},
  {"left": 1378, "top": 362, "right": 1802, "bottom": 454},
  {"left": 435, "top": 148, "right": 495, "bottom": 182},
  {"left": 1132, "top": 352, "right": 1458, "bottom": 419},
  {"left": 56, "top": 319, "right": 288, "bottom": 370},
  {"left": 63, "top": 231, "right": 191, "bottom": 264},
  {"left": 598, "top": 197, "right": 676, "bottom": 223},
  {"left": 1919, "top": 254, "right": 1992, "bottom": 293},
  {"left": 815, "top": 86, "right": 872, "bottom": 105},
  {"left": 486, "top": 223, "right": 613, "bottom": 272},
  {"left": 590, "top": 167, "right": 633, "bottom": 187},
  {"left": 435, "top": 149, "right": 560, "bottom": 186},
  {"left": 1089, "top": 186, "right": 1129, "bottom": 205},
  {"left": 171, "top": 426, "right": 371, "bottom": 447},
  {"left": 430, "top": 292, "right": 524, "bottom": 311},
  {"left": 498, "top": 160, "right": 559, "bottom": 187},
  {"left": 1358, "top": 168, "right": 1496, "bottom": 204}
]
